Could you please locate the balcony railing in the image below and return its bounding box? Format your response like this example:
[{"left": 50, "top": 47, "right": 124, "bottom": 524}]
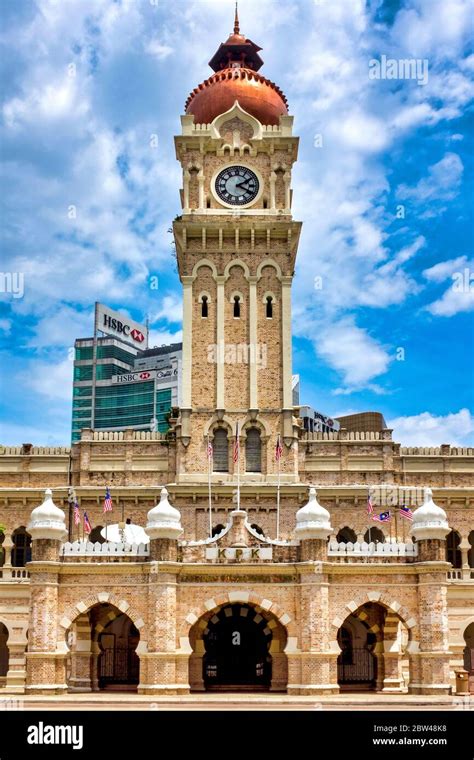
[
  {"left": 60, "top": 540, "right": 149, "bottom": 559},
  {"left": 446, "top": 568, "right": 474, "bottom": 581},
  {"left": 0, "top": 567, "right": 30, "bottom": 581},
  {"left": 328, "top": 540, "right": 418, "bottom": 558}
]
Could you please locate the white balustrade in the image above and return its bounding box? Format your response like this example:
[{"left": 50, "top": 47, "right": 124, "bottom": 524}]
[
  {"left": 60, "top": 540, "right": 149, "bottom": 558},
  {"left": 327, "top": 540, "right": 418, "bottom": 558}
]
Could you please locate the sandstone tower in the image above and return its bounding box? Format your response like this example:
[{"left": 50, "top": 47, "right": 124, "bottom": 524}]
[{"left": 173, "top": 8, "right": 302, "bottom": 485}]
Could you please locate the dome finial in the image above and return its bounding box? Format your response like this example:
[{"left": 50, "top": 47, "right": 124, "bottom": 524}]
[{"left": 234, "top": 2, "right": 240, "bottom": 35}]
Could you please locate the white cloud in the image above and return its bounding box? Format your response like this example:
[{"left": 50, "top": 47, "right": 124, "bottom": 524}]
[
  {"left": 397, "top": 152, "right": 463, "bottom": 204},
  {"left": 148, "top": 328, "right": 183, "bottom": 347},
  {"left": 315, "top": 319, "right": 391, "bottom": 390},
  {"left": 422, "top": 256, "right": 474, "bottom": 316},
  {"left": 426, "top": 283, "right": 474, "bottom": 316},
  {"left": 150, "top": 294, "right": 183, "bottom": 325},
  {"left": 423, "top": 256, "right": 468, "bottom": 282},
  {"left": 145, "top": 39, "right": 173, "bottom": 60},
  {"left": 27, "top": 307, "right": 93, "bottom": 349},
  {"left": 18, "top": 356, "right": 74, "bottom": 402},
  {"left": 389, "top": 408, "right": 474, "bottom": 446},
  {"left": 0, "top": 319, "right": 12, "bottom": 334}
]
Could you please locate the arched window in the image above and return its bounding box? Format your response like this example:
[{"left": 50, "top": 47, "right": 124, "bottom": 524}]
[
  {"left": 446, "top": 529, "right": 462, "bottom": 568},
  {"left": 364, "top": 527, "right": 385, "bottom": 544},
  {"left": 0, "top": 622, "right": 9, "bottom": 679},
  {"left": 336, "top": 527, "right": 357, "bottom": 544},
  {"left": 463, "top": 622, "right": 474, "bottom": 674},
  {"left": 245, "top": 428, "right": 262, "bottom": 473},
  {"left": 201, "top": 295, "right": 208, "bottom": 318},
  {"left": 212, "top": 524, "right": 225, "bottom": 538},
  {"left": 11, "top": 527, "right": 31, "bottom": 567},
  {"left": 90, "top": 525, "right": 105, "bottom": 544},
  {"left": 213, "top": 429, "right": 229, "bottom": 473},
  {"left": 233, "top": 295, "right": 241, "bottom": 318},
  {"left": 0, "top": 529, "right": 4, "bottom": 567},
  {"left": 266, "top": 296, "right": 273, "bottom": 318},
  {"left": 468, "top": 530, "right": 474, "bottom": 570},
  {"left": 250, "top": 523, "right": 265, "bottom": 537}
]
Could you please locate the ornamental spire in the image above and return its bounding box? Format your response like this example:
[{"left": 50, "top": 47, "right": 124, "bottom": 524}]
[{"left": 234, "top": 2, "right": 240, "bottom": 35}]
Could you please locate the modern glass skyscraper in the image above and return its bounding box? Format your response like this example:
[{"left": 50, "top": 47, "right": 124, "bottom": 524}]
[{"left": 72, "top": 337, "right": 182, "bottom": 442}]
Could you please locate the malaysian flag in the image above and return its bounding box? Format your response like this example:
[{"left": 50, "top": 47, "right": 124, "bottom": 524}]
[
  {"left": 399, "top": 506, "right": 413, "bottom": 521},
  {"left": 233, "top": 422, "right": 240, "bottom": 463},
  {"left": 83, "top": 511, "right": 92, "bottom": 535},
  {"left": 103, "top": 486, "right": 113, "bottom": 513},
  {"left": 207, "top": 437, "right": 213, "bottom": 459},
  {"left": 372, "top": 510, "right": 391, "bottom": 523},
  {"left": 73, "top": 499, "right": 81, "bottom": 526},
  {"left": 275, "top": 434, "right": 283, "bottom": 461},
  {"left": 367, "top": 492, "right": 374, "bottom": 515}
]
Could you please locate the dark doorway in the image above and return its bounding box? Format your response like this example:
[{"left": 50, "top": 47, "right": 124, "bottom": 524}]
[
  {"left": 337, "top": 617, "right": 377, "bottom": 690},
  {"left": 98, "top": 614, "right": 139, "bottom": 691},
  {"left": 203, "top": 604, "right": 272, "bottom": 690}
]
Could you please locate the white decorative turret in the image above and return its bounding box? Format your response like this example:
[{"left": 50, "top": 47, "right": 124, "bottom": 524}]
[
  {"left": 411, "top": 487, "right": 450, "bottom": 541},
  {"left": 146, "top": 487, "right": 183, "bottom": 540},
  {"left": 27, "top": 488, "right": 67, "bottom": 541},
  {"left": 295, "top": 487, "right": 333, "bottom": 541}
]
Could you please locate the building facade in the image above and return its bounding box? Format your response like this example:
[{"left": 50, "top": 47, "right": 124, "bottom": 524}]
[
  {"left": 73, "top": 328, "right": 182, "bottom": 442},
  {"left": 0, "top": 12, "right": 473, "bottom": 698}
]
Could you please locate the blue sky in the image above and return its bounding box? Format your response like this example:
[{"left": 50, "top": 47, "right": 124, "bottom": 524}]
[{"left": 0, "top": 0, "right": 473, "bottom": 446}]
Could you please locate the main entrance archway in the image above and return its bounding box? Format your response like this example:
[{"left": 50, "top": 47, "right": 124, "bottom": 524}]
[{"left": 189, "top": 602, "right": 288, "bottom": 692}]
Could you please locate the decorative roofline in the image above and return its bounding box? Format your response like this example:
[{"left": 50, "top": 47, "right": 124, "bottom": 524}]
[{"left": 184, "top": 66, "right": 288, "bottom": 116}]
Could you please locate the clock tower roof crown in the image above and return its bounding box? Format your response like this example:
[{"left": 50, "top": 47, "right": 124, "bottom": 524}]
[{"left": 185, "top": 4, "right": 288, "bottom": 127}]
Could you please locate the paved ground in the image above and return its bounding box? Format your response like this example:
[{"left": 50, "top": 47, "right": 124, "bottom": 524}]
[{"left": 3, "top": 692, "right": 471, "bottom": 710}]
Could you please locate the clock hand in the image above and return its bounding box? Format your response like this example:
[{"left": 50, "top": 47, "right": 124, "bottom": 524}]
[{"left": 235, "top": 180, "right": 251, "bottom": 190}]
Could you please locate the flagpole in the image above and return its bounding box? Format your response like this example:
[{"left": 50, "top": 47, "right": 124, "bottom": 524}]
[
  {"left": 368, "top": 488, "right": 372, "bottom": 543},
  {"left": 276, "top": 444, "right": 281, "bottom": 541},
  {"left": 401, "top": 509, "right": 406, "bottom": 543},
  {"left": 207, "top": 436, "right": 212, "bottom": 538},
  {"left": 237, "top": 423, "right": 240, "bottom": 511}
]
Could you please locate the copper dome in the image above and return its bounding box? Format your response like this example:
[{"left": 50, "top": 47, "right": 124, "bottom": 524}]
[
  {"left": 185, "top": 67, "right": 288, "bottom": 126},
  {"left": 185, "top": 6, "right": 288, "bottom": 127}
]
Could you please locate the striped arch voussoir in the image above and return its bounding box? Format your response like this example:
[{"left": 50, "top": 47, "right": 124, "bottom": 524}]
[
  {"left": 185, "top": 592, "right": 292, "bottom": 630},
  {"left": 59, "top": 593, "right": 145, "bottom": 632},
  {"left": 331, "top": 592, "right": 415, "bottom": 633}
]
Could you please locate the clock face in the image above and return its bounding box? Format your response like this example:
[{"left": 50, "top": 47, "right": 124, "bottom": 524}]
[{"left": 215, "top": 166, "right": 259, "bottom": 206}]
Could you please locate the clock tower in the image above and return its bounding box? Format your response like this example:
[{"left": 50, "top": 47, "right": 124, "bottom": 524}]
[{"left": 173, "top": 7, "right": 302, "bottom": 485}]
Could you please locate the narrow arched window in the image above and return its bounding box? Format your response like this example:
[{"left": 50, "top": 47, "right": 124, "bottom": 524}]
[
  {"left": 233, "top": 295, "right": 240, "bottom": 318},
  {"left": 201, "top": 295, "right": 208, "bottom": 318},
  {"left": 266, "top": 296, "right": 273, "bottom": 318},
  {"left": 213, "top": 429, "right": 229, "bottom": 473},
  {"left": 245, "top": 428, "right": 261, "bottom": 473},
  {"left": 11, "top": 527, "right": 32, "bottom": 567},
  {"left": 446, "top": 529, "right": 462, "bottom": 568}
]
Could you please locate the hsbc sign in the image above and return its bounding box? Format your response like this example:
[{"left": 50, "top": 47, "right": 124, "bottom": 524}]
[
  {"left": 112, "top": 370, "right": 157, "bottom": 384},
  {"left": 95, "top": 303, "right": 148, "bottom": 348},
  {"left": 111, "top": 368, "right": 178, "bottom": 385}
]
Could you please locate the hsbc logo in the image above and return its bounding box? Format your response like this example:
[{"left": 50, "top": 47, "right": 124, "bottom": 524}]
[
  {"left": 131, "top": 328, "right": 145, "bottom": 343},
  {"left": 139, "top": 371, "right": 150, "bottom": 379},
  {"left": 102, "top": 315, "right": 145, "bottom": 344}
]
